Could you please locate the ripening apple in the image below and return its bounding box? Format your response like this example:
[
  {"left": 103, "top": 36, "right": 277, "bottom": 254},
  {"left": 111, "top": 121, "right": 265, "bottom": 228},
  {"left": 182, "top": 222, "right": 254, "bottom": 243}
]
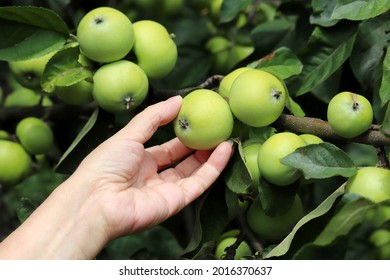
[
  {"left": 92, "top": 60, "right": 149, "bottom": 114},
  {"left": 0, "top": 140, "right": 32, "bottom": 186},
  {"left": 77, "top": 7, "right": 135, "bottom": 63},
  {"left": 345, "top": 166, "right": 390, "bottom": 203},
  {"left": 16, "top": 117, "right": 54, "bottom": 155},
  {"left": 55, "top": 79, "right": 93, "bottom": 105},
  {"left": 218, "top": 67, "right": 252, "bottom": 100},
  {"left": 174, "top": 89, "right": 234, "bottom": 150},
  {"left": 8, "top": 51, "right": 55, "bottom": 89},
  {"left": 327, "top": 91, "right": 373, "bottom": 139},
  {"left": 229, "top": 69, "right": 287, "bottom": 127},
  {"left": 132, "top": 20, "right": 177, "bottom": 80},
  {"left": 242, "top": 139, "right": 262, "bottom": 186},
  {"left": 257, "top": 132, "right": 306, "bottom": 186},
  {"left": 246, "top": 194, "right": 304, "bottom": 241}
]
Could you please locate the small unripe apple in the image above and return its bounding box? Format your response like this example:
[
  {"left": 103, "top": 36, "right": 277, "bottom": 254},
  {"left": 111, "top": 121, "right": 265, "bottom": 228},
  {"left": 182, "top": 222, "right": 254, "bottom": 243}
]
[
  {"left": 257, "top": 132, "right": 306, "bottom": 186},
  {"left": 8, "top": 52, "right": 55, "bottom": 89},
  {"left": 0, "top": 130, "right": 11, "bottom": 140},
  {"left": 218, "top": 67, "right": 252, "bottom": 100},
  {"left": 229, "top": 69, "right": 286, "bottom": 127},
  {"left": 215, "top": 229, "right": 252, "bottom": 259},
  {"left": 92, "top": 60, "right": 149, "bottom": 114},
  {"left": 327, "top": 91, "right": 373, "bottom": 139},
  {"left": 0, "top": 140, "right": 32, "bottom": 186},
  {"left": 77, "top": 7, "right": 135, "bottom": 63},
  {"left": 4, "top": 88, "right": 52, "bottom": 107},
  {"left": 132, "top": 20, "right": 177, "bottom": 80},
  {"left": 16, "top": 117, "right": 54, "bottom": 155},
  {"left": 246, "top": 194, "right": 304, "bottom": 241},
  {"left": 174, "top": 89, "right": 234, "bottom": 150},
  {"left": 345, "top": 166, "right": 390, "bottom": 203},
  {"left": 369, "top": 229, "right": 390, "bottom": 260}
]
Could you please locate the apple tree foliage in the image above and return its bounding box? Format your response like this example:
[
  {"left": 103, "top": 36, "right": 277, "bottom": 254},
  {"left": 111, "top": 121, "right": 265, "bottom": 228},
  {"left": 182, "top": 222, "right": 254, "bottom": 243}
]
[{"left": 0, "top": 0, "right": 390, "bottom": 260}]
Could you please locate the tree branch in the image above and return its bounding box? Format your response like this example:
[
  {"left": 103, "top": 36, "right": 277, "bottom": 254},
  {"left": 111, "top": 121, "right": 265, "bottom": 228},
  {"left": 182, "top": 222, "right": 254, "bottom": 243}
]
[{"left": 273, "top": 114, "right": 390, "bottom": 147}]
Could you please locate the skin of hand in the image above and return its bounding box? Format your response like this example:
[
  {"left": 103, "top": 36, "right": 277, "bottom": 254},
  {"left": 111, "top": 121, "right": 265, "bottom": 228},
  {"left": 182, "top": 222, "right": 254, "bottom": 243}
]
[{"left": 0, "top": 95, "right": 234, "bottom": 259}]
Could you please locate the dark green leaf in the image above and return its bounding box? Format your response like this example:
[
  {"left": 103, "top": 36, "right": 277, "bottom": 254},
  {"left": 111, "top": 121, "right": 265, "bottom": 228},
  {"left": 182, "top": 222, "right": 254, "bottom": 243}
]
[
  {"left": 219, "top": 0, "right": 254, "bottom": 23},
  {"left": 250, "top": 18, "right": 296, "bottom": 55},
  {"left": 55, "top": 108, "right": 117, "bottom": 174},
  {"left": 281, "top": 142, "right": 357, "bottom": 179},
  {"left": 310, "top": 0, "right": 340, "bottom": 27},
  {"left": 247, "top": 47, "right": 303, "bottom": 79},
  {"left": 258, "top": 178, "right": 299, "bottom": 216},
  {"left": 350, "top": 15, "right": 389, "bottom": 91},
  {"left": 0, "top": 6, "right": 69, "bottom": 61},
  {"left": 331, "top": 0, "right": 390, "bottom": 21},
  {"left": 380, "top": 45, "right": 390, "bottom": 108},
  {"left": 380, "top": 102, "right": 390, "bottom": 136},
  {"left": 223, "top": 142, "right": 253, "bottom": 194},
  {"left": 16, "top": 197, "right": 36, "bottom": 224},
  {"left": 314, "top": 198, "right": 374, "bottom": 246},
  {"left": 41, "top": 46, "right": 93, "bottom": 93},
  {"left": 287, "top": 22, "right": 358, "bottom": 96},
  {"left": 263, "top": 184, "right": 345, "bottom": 258}
]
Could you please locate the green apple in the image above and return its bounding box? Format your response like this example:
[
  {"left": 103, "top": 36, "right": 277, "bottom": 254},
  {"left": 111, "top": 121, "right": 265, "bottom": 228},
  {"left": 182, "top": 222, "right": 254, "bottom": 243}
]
[
  {"left": 92, "top": 60, "right": 149, "bottom": 114},
  {"left": 247, "top": 194, "right": 304, "bottom": 241},
  {"left": 4, "top": 88, "right": 52, "bottom": 107},
  {"left": 77, "top": 7, "right": 135, "bottom": 63},
  {"left": 132, "top": 20, "right": 178, "bottom": 80},
  {"left": 299, "top": 133, "right": 324, "bottom": 145},
  {"left": 327, "top": 91, "right": 373, "bottom": 139},
  {"left": 366, "top": 205, "right": 390, "bottom": 227},
  {"left": 218, "top": 67, "right": 252, "bottom": 100},
  {"left": 174, "top": 89, "right": 234, "bottom": 150},
  {"left": 0, "top": 140, "right": 32, "bottom": 186},
  {"left": 345, "top": 167, "right": 390, "bottom": 203},
  {"left": 8, "top": 52, "right": 55, "bottom": 89},
  {"left": 16, "top": 117, "right": 54, "bottom": 155},
  {"left": 0, "top": 130, "right": 11, "bottom": 140},
  {"left": 257, "top": 132, "right": 306, "bottom": 186},
  {"left": 55, "top": 79, "right": 93, "bottom": 105},
  {"left": 215, "top": 230, "right": 252, "bottom": 259},
  {"left": 206, "top": 37, "right": 254, "bottom": 74},
  {"left": 369, "top": 229, "right": 390, "bottom": 260},
  {"left": 242, "top": 139, "right": 262, "bottom": 186},
  {"left": 229, "top": 69, "right": 286, "bottom": 127}
]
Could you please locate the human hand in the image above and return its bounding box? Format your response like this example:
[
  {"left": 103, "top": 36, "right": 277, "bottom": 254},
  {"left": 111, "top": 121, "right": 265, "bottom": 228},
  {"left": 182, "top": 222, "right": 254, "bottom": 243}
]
[
  {"left": 73, "top": 95, "right": 234, "bottom": 240},
  {"left": 0, "top": 95, "right": 233, "bottom": 259}
]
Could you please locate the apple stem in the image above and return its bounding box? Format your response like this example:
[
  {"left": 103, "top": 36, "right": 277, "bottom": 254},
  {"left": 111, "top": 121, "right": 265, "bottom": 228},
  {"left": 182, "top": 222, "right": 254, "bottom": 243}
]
[{"left": 351, "top": 93, "right": 359, "bottom": 111}]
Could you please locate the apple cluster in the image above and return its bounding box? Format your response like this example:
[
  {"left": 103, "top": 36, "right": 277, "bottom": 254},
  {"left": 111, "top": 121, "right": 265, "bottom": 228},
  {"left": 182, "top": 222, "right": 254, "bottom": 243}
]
[
  {"left": 75, "top": 6, "right": 178, "bottom": 114},
  {"left": 0, "top": 117, "right": 54, "bottom": 188}
]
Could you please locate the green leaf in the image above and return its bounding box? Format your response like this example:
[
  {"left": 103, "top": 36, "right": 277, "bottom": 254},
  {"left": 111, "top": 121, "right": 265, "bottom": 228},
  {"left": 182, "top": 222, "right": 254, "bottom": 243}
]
[
  {"left": 310, "top": 0, "right": 340, "bottom": 27},
  {"left": 0, "top": 6, "right": 69, "bottom": 61},
  {"left": 223, "top": 142, "right": 253, "bottom": 194},
  {"left": 331, "top": 0, "right": 390, "bottom": 21},
  {"left": 247, "top": 47, "right": 303, "bottom": 79},
  {"left": 313, "top": 198, "right": 374, "bottom": 246},
  {"left": 219, "top": 0, "right": 254, "bottom": 23},
  {"left": 251, "top": 18, "right": 296, "bottom": 55},
  {"left": 380, "top": 45, "right": 390, "bottom": 108},
  {"left": 281, "top": 142, "right": 358, "bottom": 179},
  {"left": 263, "top": 184, "right": 345, "bottom": 259},
  {"left": 380, "top": 102, "right": 390, "bottom": 136},
  {"left": 55, "top": 108, "right": 117, "bottom": 174},
  {"left": 41, "top": 46, "right": 93, "bottom": 93},
  {"left": 285, "top": 95, "right": 306, "bottom": 117},
  {"left": 287, "top": 22, "right": 358, "bottom": 96},
  {"left": 350, "top": 15, "right": 390, "bottom": 91}
]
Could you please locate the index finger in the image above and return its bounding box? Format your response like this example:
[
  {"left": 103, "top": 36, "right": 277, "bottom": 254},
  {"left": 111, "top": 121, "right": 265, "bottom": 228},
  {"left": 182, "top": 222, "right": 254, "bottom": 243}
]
[{"left": 114, "top": 95, "right": 182, "bottom": 143}]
